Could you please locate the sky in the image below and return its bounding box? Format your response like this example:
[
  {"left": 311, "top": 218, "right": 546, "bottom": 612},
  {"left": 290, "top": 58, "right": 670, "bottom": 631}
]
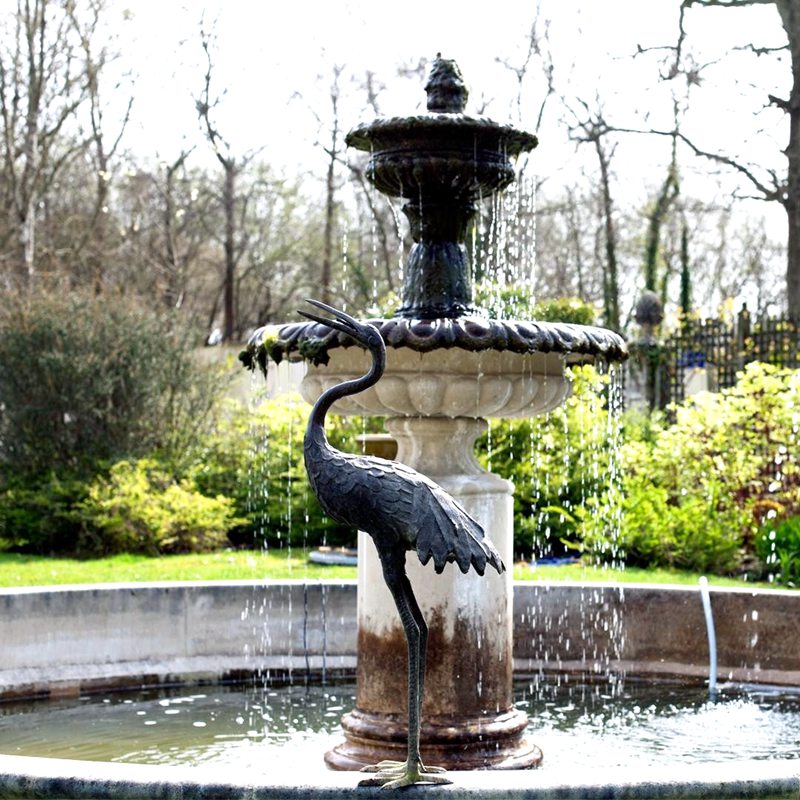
[{"left": 116, "top": 0, "right": 787, "bottom": 189}]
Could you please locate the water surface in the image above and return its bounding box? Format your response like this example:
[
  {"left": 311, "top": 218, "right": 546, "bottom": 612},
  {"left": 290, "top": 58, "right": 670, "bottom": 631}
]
[{"left": 1, "top": 677, "right": 799, "bottom": 771}]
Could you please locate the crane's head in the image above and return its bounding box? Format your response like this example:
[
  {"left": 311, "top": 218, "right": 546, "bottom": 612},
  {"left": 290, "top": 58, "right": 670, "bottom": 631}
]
[{"left": 299, "top": 299, "right": 386, "bottom": 357}]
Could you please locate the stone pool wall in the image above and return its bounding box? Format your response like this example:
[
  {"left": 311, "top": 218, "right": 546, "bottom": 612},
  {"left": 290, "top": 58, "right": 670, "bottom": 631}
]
[{"left": 1, "top": 580, "right": 798, "bottom": 698}]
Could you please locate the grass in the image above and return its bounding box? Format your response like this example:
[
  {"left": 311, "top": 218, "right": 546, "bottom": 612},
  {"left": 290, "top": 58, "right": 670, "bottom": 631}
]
[
  {"left": 0, "top": 549, "right": 783, "bottom": 589},
  {"left": 0, "top": 549, "right": 357, "bottom": 587},
  {"left": 512, "top": 560, "right": 779, "bottom": 589}
]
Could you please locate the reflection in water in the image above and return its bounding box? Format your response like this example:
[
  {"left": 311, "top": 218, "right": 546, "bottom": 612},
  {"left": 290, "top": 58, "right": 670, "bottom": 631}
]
[{"left": 1, "top": 678, "right": 799, "bottom": 771}]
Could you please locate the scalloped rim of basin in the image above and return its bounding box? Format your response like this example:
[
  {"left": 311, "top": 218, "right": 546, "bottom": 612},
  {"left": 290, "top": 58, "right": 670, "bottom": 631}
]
[
  {"left": 345, "top": 111, "right": 540, "bottom": 156},
  {"left": 243, "top": 315, "right": 629, "bottom": 373}
]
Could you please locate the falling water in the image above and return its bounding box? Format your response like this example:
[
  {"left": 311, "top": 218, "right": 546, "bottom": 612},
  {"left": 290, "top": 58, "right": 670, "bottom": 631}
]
[{"left": 474, "top": 174, "right": 537, "bottom": 315}]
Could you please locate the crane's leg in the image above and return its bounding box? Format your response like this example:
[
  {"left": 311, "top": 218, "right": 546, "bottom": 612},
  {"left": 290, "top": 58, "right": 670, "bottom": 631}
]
[
  {"left": 358, "top": 553, "right": 451, "bottom": 789},
  {"left": 402, "top": 572, "right": 445, "bottom": 776}
]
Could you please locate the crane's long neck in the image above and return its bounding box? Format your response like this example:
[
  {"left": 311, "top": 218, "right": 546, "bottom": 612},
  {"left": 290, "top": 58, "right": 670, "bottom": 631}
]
[{"left": 306, "top": 340, "right": 386, "bottom": 443}]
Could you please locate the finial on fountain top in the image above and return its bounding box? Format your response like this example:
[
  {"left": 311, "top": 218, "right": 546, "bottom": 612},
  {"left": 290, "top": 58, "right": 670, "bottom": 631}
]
[{"left": 425, "top": 54, "right": 468, "bottom": 113}]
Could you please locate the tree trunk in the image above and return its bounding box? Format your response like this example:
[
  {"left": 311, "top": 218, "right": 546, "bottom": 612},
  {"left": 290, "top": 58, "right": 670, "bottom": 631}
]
[
  {"left": 595, "top": 139, "right": 620, "bottom": 331},
  {"left": 777, "top": 0, "right": 800, "bottom": 316},
  {"left": 321, "top": 151, "right": 335, "bottom": 306},
  {"left": 644, "top": 139, "right": 680, "bottom": 295},
  {"left": 223, "top": 162, "right": 236, "bottom": 341}
]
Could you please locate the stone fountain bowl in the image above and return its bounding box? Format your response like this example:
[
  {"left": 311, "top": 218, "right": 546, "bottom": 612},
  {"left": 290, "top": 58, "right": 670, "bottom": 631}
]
[
  {"left": 243, "top": 314, "right": 628, "bottom": 419},
  {"left": 345, "top": 112, "right": 539, "bottom": 198}
]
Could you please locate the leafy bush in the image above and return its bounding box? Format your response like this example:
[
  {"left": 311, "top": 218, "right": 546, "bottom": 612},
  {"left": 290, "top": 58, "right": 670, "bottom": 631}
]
[
  {"left": 582, "top": 362, "right": 799, "bottom": 574},
  {"left": 477, "top": 364, "right": 619, "bottom": 560},
  {"left": 756, "top": 516, "right": 800, "bottom": 586},
  {"left": 0, "top": 288, "right": 228, "bottom": 475},
  {"left": 70, "top": 460, "right": 240, "bottom": 556},
  {"left": 0, "top": 288, "right": 234, "bottom": 555},
  {"left": 473, "top": 284, "right": 597, "bottom": 324},
  {"left": 0, "top": 460, "right": 241, "bottom": 557},
  {"left": 0, "top": 473, "right": 87, "bottom": 553},
  {"left": 530, "top": 297, "right": 598, "bottom": 325},
  {"left": 482, "top": 361, "right": 799, "bottom": 575},
  {"left": 191, "top": 395, "right": 383, "bottom": 549}
]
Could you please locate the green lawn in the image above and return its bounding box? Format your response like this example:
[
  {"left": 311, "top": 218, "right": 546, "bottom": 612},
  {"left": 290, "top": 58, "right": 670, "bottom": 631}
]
[
  {"left": 0, "top": 549, "right": 356, "bottom": 586},
  {"left": 513, "top": 560, "right": 778, "bottom": 588},
  {"left": 0, "top": 549, "right": 782, "bottom": 589}
]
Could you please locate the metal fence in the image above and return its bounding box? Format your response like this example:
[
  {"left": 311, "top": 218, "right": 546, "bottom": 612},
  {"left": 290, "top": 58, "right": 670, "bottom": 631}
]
[{"left": 626, "top": 307, "right": 800, "bottom": 410}]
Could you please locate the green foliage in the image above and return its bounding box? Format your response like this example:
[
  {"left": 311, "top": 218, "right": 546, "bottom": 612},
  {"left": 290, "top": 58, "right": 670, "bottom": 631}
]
[
  {"left": 473, "top": 285, "right": 598, "bottom": 325},
  {"left": 0, "top": 288, "right": 234, "bottom": 555},
  {"left": 0, "top": 288, "right": 228, "bottom": 475},
  {"left": 0, "top": 460, "right": 241, "bottom": 557},
  {"left": 482, "top": 361, "right": 800, "bottom": 576},
  {"left": 530, "top": 297, "right": 598, "bottom": 325},
  {"left": 191, "top": 395, "right": 383, "bottom": 549},
  {"left": 0, "top": 473, "right": 87, "bottom": 553},
  {"left": 756, "top": 516, "right": 800, "bottom": 586},
  {"left": 71, "top": 460, "right": 241, "bottom": 556},
  {"left": 588, "top": 362, "right": 799, "bottom": 574}
]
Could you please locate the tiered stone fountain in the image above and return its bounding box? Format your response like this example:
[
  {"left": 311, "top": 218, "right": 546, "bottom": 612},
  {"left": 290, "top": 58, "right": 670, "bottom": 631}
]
[{"left": 244, "top": 55, "right": 626, "bottom": 771}]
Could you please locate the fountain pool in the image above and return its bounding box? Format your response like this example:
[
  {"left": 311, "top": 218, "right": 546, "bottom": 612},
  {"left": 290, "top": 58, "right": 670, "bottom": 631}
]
[
  {"left": 1, "top": 676, "right": 800, "bottom": 799},
  {"left": 3, "top": 678, "right": 800, "bottom": 770}
]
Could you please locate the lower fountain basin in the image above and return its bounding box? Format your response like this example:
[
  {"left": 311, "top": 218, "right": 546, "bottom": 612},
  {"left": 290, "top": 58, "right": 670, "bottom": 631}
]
[{"left": 1, "top": 580, "right": 800, "bottom": 799}]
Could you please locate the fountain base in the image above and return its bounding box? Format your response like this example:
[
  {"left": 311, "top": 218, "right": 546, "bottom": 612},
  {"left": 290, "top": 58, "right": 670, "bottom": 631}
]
[{"left": 325, "top": 707, "right": 542, "bottom": 771}]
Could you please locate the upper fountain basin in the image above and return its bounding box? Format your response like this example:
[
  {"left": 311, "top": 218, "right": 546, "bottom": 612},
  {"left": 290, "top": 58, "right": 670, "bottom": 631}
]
[{"left": 345, "top": 113, "right": 539, "bottom": 199}]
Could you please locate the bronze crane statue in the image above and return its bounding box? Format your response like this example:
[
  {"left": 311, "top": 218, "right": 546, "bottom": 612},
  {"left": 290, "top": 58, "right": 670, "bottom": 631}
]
[{"left": 299, "top": 299, "right": 505, "bottom": 789}]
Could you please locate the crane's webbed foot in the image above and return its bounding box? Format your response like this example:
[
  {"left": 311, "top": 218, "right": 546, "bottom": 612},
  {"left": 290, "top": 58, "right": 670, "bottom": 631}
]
[{"left": 358, "top": 759, "right": 451, "bottom": 789}]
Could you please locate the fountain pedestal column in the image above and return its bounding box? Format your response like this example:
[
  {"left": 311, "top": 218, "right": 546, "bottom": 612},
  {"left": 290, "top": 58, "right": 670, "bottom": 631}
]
[{"left": 325, "top": 416, "right": 542, "bottom": 770}]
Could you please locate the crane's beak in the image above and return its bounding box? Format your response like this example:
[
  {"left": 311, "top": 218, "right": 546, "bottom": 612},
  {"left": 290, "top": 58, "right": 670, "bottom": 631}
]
[{"left": 298, "top": 298, "right": 360, "bottom": 337}]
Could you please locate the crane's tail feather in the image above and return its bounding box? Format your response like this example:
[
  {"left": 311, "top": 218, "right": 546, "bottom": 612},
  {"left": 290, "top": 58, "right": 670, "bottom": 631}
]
[{"left": 416, "top": 487, "right": 505, "bottom": 577}]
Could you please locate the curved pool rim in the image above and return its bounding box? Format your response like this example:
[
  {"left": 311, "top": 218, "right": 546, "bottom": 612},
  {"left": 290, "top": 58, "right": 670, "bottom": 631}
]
[{"left": 0, "top": 751, "right": 798, "bottom": 799}]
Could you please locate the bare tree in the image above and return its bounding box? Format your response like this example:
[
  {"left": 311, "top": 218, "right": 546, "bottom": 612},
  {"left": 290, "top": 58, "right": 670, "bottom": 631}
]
[
  {"left": 65, "top": 0, "right": 132, "bottom": 292},
  {"left": 671, "top": 0, "right": 800, "bottom": 316},
  {"left": 319, "top": 65, "right": 344, "bottom": 306},
  {"left": 568, "top": 99, "right": 622, "bottom": 331},
  {"left": 0, "top": 0, "right": 108, "bottom": 289},
  {"left": 195, "top": 24, "right": 257, "bottom": 341}
]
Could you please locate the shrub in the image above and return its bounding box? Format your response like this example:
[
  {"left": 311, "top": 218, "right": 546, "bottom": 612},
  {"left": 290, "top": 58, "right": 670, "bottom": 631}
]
[
  {"left": 190, "top": 395, "right": 384, "bottom": 549},
  {"left": 580, "top": 362, "right": 799, "bottom": 574},
  {"left": 0, "top": 288, "right": 229, "bottom": 475},
  {"left": 0, "top": 473, "right": 87, "bottom": 553},
  {"left": 473, "top": 284, "right": 598, "bottom": 324},
  {"left": 756, "top": 516, "right": 800, "bottom": 586},
  {"left": 477, "top": 364, "right": 619, "bottom": 559},
  {"left": 71, "top": 459, "right": 241, "bottom": 556}
]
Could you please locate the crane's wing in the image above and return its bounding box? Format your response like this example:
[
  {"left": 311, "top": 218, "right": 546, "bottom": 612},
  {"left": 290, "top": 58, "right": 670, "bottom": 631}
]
[
  {"left": 310, "top": 448, "right": 504, "bottom": 577},
  {"left": 305, "top": 441, "right": 504, "bottom": 576}
]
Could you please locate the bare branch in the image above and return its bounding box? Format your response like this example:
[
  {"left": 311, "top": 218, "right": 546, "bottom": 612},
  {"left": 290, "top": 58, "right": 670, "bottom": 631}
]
[{"left": 735, "top": 42, "right": 790, "bottom": 56}]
